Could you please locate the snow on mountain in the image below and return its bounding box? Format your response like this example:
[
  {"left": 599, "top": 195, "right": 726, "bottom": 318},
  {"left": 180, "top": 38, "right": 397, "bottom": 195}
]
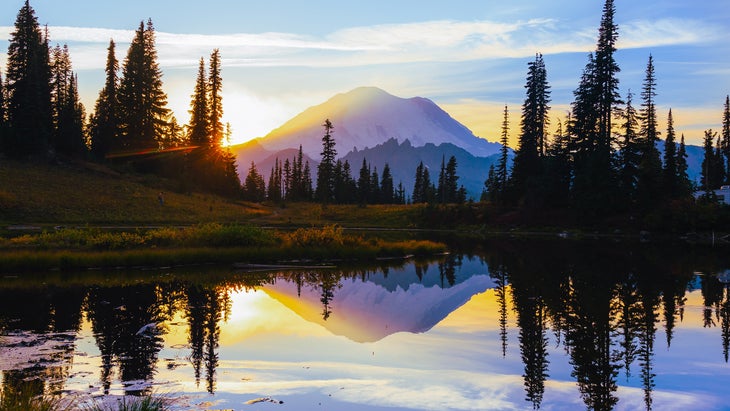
[{"left": 255, "top": 87, "right": 501, "bottom": 159}]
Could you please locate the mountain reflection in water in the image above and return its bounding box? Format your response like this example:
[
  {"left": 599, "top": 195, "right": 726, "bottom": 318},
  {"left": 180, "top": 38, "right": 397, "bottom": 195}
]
[{"left": 0, "top": 240, "right": 729, "bottom": 410}]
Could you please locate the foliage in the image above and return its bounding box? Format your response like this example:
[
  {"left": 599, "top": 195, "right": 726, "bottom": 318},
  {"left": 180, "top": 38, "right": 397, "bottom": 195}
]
[
  {"left": 83, "top": 395, "right": 171, "bottom": 411},
  {"left": 2, "top": 224, "right": 275, "bottom": 250},
  {"left": 0, "top": 385, "right": 74, "bottom": 411}
]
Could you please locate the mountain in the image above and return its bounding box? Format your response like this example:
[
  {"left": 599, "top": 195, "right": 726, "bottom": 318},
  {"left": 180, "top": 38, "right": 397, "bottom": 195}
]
[{"left": 252, "top": 87, "right": 501, "bottom": 159}]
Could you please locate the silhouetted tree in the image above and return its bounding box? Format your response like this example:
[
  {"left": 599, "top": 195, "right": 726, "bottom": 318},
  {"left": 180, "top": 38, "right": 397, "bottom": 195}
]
[
  {"left": 316, "top": 119, "right": 336, "bottom": 203},
  {"left": 701, "top": 129, "right": 721, "bottom": 194},
  {"left": 636, "top": 55, "right": 663, "bottom": 212},
  {"left": 618, "top": 91, "right": 641, "bottom": 206},
  {"left": 380, "top": 163, "right": 394, "bottom": 203},
  {"left": 118, "top": 20, "right": 169, "bottom": 150},
  {"left": 511, "top": 54, "right": 550, "bottom": 207},
  {"left": 188, "top": 58, "right": 209, "bottom": 146},
  {"left": 676, "top": 134, "right": 693, "bottom": 198},
  {"left": 243, "top": 161, "right": 266, "bottom": 202},
  {"left": 5, "top": 0, "right": 52, "bottom": 157},
  {"left": 663, "top": 109, "right": 679, "bottom": 199},
  {"left": 89, "top": 40, "right": 120, "bottom": 159},
  {"left": 208, "top": 49, "right": 223, "bottom": 147}
]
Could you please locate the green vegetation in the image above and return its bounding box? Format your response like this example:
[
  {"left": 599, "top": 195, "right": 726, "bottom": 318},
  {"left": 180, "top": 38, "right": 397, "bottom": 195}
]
[
  {"left": 0, "top": 388, "right": 171, "bottom": 411},
  {"left": 0, "top": 222, "right": 446, "bottom": 272}
]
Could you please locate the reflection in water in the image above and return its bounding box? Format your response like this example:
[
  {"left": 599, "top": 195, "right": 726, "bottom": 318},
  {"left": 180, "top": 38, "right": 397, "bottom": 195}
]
[{"left": 1, "top": 242, "right": 730, "bottom": 410}]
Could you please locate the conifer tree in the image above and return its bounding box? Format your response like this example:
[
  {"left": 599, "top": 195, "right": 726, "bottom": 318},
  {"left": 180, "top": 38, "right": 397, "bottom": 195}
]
[
  {"left": 380, "top": 163, "right": 394, "bottom": 204},
  {"left": 701, "top": 130, "right": 719, "bottom": 194},
  {"left": 188, "top": 58, "right": 209, "bottom": 146},
  {"left": 243, "top": 161, "right": 266, "bottom": 202},
  {"left": 570, "top": 0, "right": 622, "bottom": 218},
  {"left": 118, "top": 20, "right": 169, "bottom": 150},
  {"left": 663, "top": 109, "right": 678, "bottom": 199},
  {"left": 370, "top": 166, "right": 380, "bottom": 203},
  {"left": 511, "top": 54, "right": 550, "bottom": 206},
  {"left": 208, "top": 49, "right": 223, "bottom": 147},
  {"left": 413, "top": 161, "right": 425, "bottom": 204},
  {"left": 302, "top": 160, "right": 313, "bottom": 200},
  {"left": 635, "top": 54, "right": 663, "bottom": 211},
  {"left": 316, "top": 119, "right": 337, "bottom": 203},
  {"left": 357, "top": 158, "right": 372, "bottom": 205},
  {"left": 49, "top": 44, "right": 85, "bottom": 157},
  {"left": 268, "top": 158, "right": 282, "bottom": 202},
  {"left": 676, "top": 134, "right": 692, "bottom": 197},
  {"left": 618, "top": 91, "right": 641, "bottom": 203},
  {"left": 5, "top": 0, "right": 52, "bottom": 157},
  {"left": 722, "top": 95, "right": 730, "bottom": 183},
  {"left": 89, "top": 39, "right": 120, "bottom": 159},
  {"left": 496, "top": 105, "right": 511, "bottom": 199}
]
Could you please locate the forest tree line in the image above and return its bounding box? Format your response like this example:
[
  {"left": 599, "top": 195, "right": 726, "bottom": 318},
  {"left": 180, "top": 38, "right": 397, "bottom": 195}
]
[{"left": 0, "top": 1, "right": 240, "bottom": 196}]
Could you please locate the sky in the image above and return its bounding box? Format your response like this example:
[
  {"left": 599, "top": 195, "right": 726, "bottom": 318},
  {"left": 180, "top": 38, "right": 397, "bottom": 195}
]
[{"left": 0, "top": 0, "right": 728, "bottom": 147}]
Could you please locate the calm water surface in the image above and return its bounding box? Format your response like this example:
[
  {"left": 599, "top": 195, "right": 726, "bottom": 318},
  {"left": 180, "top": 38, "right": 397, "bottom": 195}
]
[{"left": 1, "top": 239, "right": 730, "bottom": 410}]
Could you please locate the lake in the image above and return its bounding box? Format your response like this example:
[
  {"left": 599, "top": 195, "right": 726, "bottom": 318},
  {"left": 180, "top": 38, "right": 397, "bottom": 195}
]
[{"left": 1, "top": 238, "right": 729, "bottom": 410}]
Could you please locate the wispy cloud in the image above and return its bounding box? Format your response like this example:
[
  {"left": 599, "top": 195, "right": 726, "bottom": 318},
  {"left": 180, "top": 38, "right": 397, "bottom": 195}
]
[{"left": 1, "top": 16, "right": 720, "bottom": 71}]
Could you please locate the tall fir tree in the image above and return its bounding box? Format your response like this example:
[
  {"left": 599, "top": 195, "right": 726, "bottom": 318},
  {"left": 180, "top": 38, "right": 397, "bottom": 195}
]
[
  {"left": 358, "top": 159, "right": 372, "bottom": 204},
  {"left": 208, "top": 49, "right": 223, "bottom": 147},
  {"left": 511, "top": 54, "right": 550, "bottom": 206},
  {"left": 496, "top": 105, "right": 511, "bottom": 200},
  {"left": 118, "top": 20, "right": 169, "bottom": 150},
  {"left": 636, "top": 55, "right": 663, "bottom": 211},
  {"left": 5, "top": 0, "right": 52, "bottom": 157},
  {"left": 701, "top": 129, "right": 719, "bottom": 193},
  {"left": 89, "top": 39, "right": 120, "bottom": 160},
  {"left": 413, "top": 161, "right": 425, "bottom": 204},
  {"left": 676, "top": 134, "right": 692, "bottom": 198},
  {"left": 618, "top": 90, "right": 641, "bottom": 204},
  {"left": 188, "top": 58, "right": 209, "bottom": 146},
  {"left": 316, "top": 119, "right": 337, "bottom": 203},
  {"left": 243, "top": 161, "right": 266, "bottom": 202},
  {"left": 49, "top": 45, "right": 85, "bottom": 157},
  {"left": 380, "top": 163, "right": 394, "bottom": 204},
  {"left": 570, "top": 0, "right": 622, "bottom": 219},
  {"left": 663, "top": 109, "right": 678, "bottom": 199},
  {"left": 722, "top": 95, "right": 730, "bottom": 184}
]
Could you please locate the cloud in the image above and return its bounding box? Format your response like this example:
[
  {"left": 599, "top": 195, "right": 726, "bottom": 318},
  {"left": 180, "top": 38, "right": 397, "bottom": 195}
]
[{"left": 1, "top": 16, "right": 720, "bottom": 72}]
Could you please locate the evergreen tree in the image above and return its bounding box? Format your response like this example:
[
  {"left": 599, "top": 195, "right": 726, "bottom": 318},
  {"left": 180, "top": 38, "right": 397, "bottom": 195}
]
[
  {"left": 118, "top": 20, "right": 169, "bottom": 150},
  {"left": 5, "top": 0, "right": 52, "bottom": 157},
  {"left": 483, "top": 164, "right": 497, "bottom": 202},
  {"left": 316, "top": 119, "right": 336, "bottom": 203},
  {"left": 511, "top": 54, "right": 551, "bottom": 206},
  {"left": 0, "top": 72, "right": 6, "bottom": 148},
  {"left": 618, "top": 91, "right": 641, "bottom": 204},
  {"left": 208, "top": 49, "right": 223, "bottom": 147},
  {"left": 663, "top": 109, "right": 678, "bottom": 199},
  {"left": 267, "top": 158, "right": 283, "bottom": 202},
  {"left": 570, "top": 0, "right": 622, "bottom": 219},
  {"left": 722, "top": 95, "right": 730, "bottom": 183},
  {"left": 49, "top": 43, "right": 85, "bottom": 157},
  {"left": 358, "top": 158, "right": 371, "bottom": 204},
  {"left": 159, "top": 114, "right": 184, "bottom": 149},
  {"left": 636, "top": 55, "right": 663, "bottom": 211},
  {"left": 701, "top": 129, "right": 719, "bottom": 194},
  {"left": 422, "top": 166, "right": 434, "bottom": 203},
  {"left": 188, "top": 58, "right": 209, "bottom": 146},
  {"left": 89, "top": 40, "right": 120, "bottom": 160},
  {"left": 543, "top": 117, "right": 572, "bottom": 207},
  {"left": 496, "top": 105, "right": 511, "bottom": 200},
  {"left": 380, "top": 163, "right": 394, "bottom": 204},
  {"left": 437, "top": 156, "right": 447, "bottom": 203},
  {"left": 283, "top": 158, "right": 292, "bottom": 200},
  {"left": 676, "top": 134, "right": 692, "bottom": 197},
  {"left": 370, "top": 166, "right": 380, "bottom": 203},
  {"left": 302, "top": 160, "right": 313, "bottom": 200},
  {"left": 445, "top": 156, "right": 459, "bottom": 203},
  {"left": 413, "top": 161, "right": 425, "bottom": 204},
  {"left": 243, "top": 161, "right": 266, "bottom": 202}
]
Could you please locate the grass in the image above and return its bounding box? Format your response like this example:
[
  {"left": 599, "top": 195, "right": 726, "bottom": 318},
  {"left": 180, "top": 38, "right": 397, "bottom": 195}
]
[
  {"left": 0, "top": 389, "right": 171, "bottom": 411},
  {"left": 0, "top": 224, "right": 446, "bottom": 272},
  {"left": 0, "top": 160, "right": 265, "bottom": 225}
]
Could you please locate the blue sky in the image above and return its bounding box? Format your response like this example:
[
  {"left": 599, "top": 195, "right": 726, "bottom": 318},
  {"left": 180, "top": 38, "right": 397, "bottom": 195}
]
[{"left": 1, "top": 0, "right": 728, "bottom": 146}]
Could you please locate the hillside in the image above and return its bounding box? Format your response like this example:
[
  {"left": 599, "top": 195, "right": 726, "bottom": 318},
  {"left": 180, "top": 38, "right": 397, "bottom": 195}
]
[{"left": 0, "top": 160, "right": 266, "bottom": 225}]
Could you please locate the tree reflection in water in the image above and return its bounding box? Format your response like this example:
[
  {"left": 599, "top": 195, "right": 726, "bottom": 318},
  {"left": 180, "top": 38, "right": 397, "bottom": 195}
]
[{"left": 1, "top": 242, "right": 730, "bottom": 410}]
